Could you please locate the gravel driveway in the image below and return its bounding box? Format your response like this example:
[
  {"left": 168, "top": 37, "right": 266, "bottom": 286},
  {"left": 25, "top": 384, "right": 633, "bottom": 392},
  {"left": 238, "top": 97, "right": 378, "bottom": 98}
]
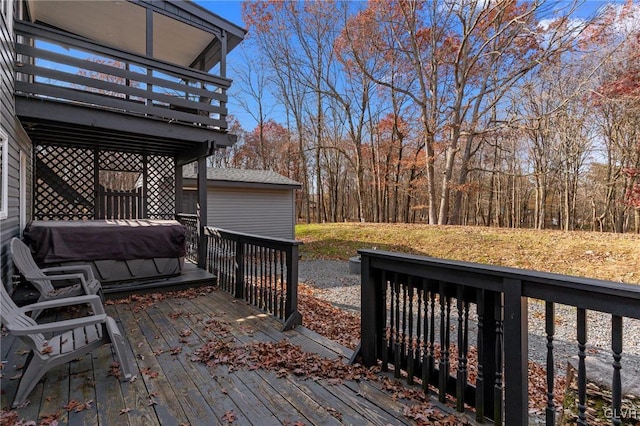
[{"left": 299, "top": 259, "right": 640, "bottom": 394}]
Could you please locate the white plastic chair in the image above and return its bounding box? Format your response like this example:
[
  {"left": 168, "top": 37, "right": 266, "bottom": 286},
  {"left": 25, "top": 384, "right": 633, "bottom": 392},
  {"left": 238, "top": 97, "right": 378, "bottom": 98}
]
[
  {"left": 11, "top": 238, "right": 102, "bottom": 317},
  {"left": 0, "top": 280, "right": 134, "bottom": 407}
]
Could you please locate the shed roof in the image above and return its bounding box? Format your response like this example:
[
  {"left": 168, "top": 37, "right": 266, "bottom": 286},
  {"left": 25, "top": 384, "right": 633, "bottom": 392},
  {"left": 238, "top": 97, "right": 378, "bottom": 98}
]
[{"left": 183, "top": 167, "right": 302, "bottom": 189}]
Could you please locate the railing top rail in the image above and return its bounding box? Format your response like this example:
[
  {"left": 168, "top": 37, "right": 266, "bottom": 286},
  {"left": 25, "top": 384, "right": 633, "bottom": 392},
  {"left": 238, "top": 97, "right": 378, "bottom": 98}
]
[
  {"left": 204, "top": 226, "right": 302, "bottom": 247},
  {"left": 360, "top": 249, "right": 640, "bottom": 318},
  {"left": 176, "top": 213, "right": 198, "bottom": 219},
  {"left": 15, "top": 20, "right": 231, "bottom": 88}
]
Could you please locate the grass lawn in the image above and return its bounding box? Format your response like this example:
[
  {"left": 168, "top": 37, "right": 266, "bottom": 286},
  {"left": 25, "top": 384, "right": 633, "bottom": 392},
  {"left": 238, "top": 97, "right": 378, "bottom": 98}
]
[{"left": 296, "top": 223, "right": 640, "bottom": 283}]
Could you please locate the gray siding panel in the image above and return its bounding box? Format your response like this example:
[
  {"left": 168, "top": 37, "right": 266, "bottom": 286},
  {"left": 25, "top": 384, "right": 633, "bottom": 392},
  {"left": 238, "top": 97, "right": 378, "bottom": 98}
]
[
  {"left": 207, "top": 188, "right": 295, "bottom": 239},
  {"left": 1, "top": 3, "right": 32, "bottom": 289}
]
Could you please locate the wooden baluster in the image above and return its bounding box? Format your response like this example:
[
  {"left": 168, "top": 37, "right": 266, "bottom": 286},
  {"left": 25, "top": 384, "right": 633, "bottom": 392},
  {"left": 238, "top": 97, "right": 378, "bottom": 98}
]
[
  {"left": 266, "top": 248, "right": 271, "bottom": 313},
  {"left": 257, "top": 246, "right": 262, "bottom": 308},
  {"left": 219, "top": 237, "right": 224, "bottom": 288},
  {"left": 279, "top": 248, "right": 285, "bottom": 317},
  {"left": 221, "top": 238, "right": 226, "bottom": 289},
  {"left": 611, "top": 315, "right": 622, "bottom": 426},
  {"left": 381, "top": 271, "right": 389, "bottom": 372},
  {"left": 260, "top": 246, "right": 265, "bottom": 310},
  {"left": 394, "top": 273, "right": 402, "bottom": 379},
  {"left": 577, "top": 308, "right": 587, "bottom": 425},
  {"left": 456, "top": 285, "right": 468, "bottom": 412},
  {"left": 228, "top": 238, "right": 233, "bottom": 292},
  {"left": 422, "top": 281, "right": 430, "bottom": 392},
  {"left": 236, "top": 240, "right": 241, "bottom": 295},
  {"left": 234, "top": 240, "right": 239, "bottom": 294},
  {"left": 546, "top": 301, "right": 556, "bottom": 426},
  {"left": 215, "top": 235, "right": 219, "bottom": 280},
  {"left": 439, "top": 282, "right": 450, "bottom": 403},
  {"left": 252, "top": 244, "right": 257, "bottom": 304},
  {"left": 270, "top": 248, "right": 275, "bottom": 314},
  {"left": 263, "top": 247, "right": 268, "bottom": 310},
  {"left": 402, "top": 277, "right": 408, "bottom": 370},
  {"left": 494, "top": 292, "right": 503, "bottom": 425},
  {"left": 253, "top": 246, "right": 258, "bottom": 303},
  {"left": 407, "top": 279, "right": 415, "bottom": 385},
  {"left": 415, "top": 281, "right": 423, "bottom": 388},
  {"left": 429, "top": 287, "right": 436, "bottom": 389},
  {"left": 476, "top": 289, "right": 485, "bottom": 422},
  {"left": 273, "top": 247, "right": 278, "bottom": 315}
]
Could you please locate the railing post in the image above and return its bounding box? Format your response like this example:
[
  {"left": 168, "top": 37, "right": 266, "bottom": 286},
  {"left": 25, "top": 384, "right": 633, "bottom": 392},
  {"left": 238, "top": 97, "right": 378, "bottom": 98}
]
[
  {"left": 359, "top": 251, "right": 377, "bottom": 367},
  {"left": 283, "top": 242, "right": 301, "bottom": 331},
  {"left": 197, "top": 227, "right": 206, "bottom": 269},
  {"left": 503, "top": 278, "right": 528, "bottom": 425},
  {"left": 234, "top": 237, "right": 244, "bottom": 299},
  {"left": 477, "top": 289, "right": 498, "bottom": 422},
  {"left": 196, "top": 155, "right": 207, "bottom": 269}
]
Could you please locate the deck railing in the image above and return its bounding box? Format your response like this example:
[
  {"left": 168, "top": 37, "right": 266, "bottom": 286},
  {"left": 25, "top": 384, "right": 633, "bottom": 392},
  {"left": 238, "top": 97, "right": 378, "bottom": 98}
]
[
  {"left": 176, "top": 214, "right": 199, "bottom": 264},
  {"left": 14, "top": 20, "right": 230, "bottom": 130},
  {"left": 175, "top": 214, "right": 302, "bottom": 331},
  {"left": 203, "top": 227, "right": 302, "bottom": 330},
  {"left": 357, "top": 249, "right": 640, "bottom": 425}
]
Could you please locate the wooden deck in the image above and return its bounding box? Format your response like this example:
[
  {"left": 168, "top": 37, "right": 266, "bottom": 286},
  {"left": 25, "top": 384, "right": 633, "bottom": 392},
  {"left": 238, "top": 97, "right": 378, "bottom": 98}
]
[{"left": 1, "top": 288, "right": 430, "bottom": 425}]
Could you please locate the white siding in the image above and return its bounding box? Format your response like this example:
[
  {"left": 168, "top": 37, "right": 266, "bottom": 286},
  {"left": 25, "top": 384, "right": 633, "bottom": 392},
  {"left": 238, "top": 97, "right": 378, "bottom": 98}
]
[
  {"left": 207, "top": 187, "right": 295, "bottom": 239},
  {"left": 1, "top": 1, "right": 33, "bottom": 287}
]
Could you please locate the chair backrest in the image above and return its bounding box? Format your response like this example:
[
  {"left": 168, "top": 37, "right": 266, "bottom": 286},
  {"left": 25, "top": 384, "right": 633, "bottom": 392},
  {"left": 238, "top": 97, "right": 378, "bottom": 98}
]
[
  {"left": 0, "top": 279, "right": 46, "bottom": 351},
  {"left": 10, "top": 238, "right": 54, "bottom": 295}
]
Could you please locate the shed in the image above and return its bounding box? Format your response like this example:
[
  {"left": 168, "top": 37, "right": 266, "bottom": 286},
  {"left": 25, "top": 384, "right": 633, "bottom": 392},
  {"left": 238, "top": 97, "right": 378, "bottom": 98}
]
[{"left": 182, "top": 167, "right": 301, "bottom": 239}]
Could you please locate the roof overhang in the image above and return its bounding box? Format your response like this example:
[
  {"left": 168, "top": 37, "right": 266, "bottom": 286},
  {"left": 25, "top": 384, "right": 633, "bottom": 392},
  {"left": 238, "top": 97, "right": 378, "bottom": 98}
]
[
  {"left": 182, "top": 179, "right": 301, "bottom": 191},
  {"left": 24, "top": 0, "right": 246, "bottom": 70}
]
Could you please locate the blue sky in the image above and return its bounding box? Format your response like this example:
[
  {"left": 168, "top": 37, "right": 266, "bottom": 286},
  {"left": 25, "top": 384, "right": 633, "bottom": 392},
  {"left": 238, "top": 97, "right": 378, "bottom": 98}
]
[{"left": 196, "top": 1, "right": 245, "bottom": 28}]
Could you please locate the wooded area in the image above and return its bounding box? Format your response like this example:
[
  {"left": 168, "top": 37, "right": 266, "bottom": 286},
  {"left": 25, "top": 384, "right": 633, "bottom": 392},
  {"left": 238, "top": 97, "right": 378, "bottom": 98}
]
[{"left": 212, "top": 0, "right": 640, "bottom": 233}]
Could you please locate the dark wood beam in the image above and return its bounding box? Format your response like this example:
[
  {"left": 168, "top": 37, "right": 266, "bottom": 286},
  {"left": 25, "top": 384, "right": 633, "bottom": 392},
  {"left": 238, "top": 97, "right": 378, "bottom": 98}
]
[
  {"left": 16, "top": 98, "right": 227, "bottom": 147},
  {"left": 175, "top": 135, "right": 236, "bottom": 166}
]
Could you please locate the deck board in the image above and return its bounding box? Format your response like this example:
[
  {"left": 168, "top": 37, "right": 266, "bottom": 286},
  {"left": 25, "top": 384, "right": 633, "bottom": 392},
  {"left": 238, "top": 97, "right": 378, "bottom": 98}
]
[{"left": 2, "top": 288, "right": 420, "bottom": 425}]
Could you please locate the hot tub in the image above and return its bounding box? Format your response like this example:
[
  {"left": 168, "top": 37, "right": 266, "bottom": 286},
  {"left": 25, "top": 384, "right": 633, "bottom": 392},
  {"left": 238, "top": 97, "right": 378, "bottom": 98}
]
[{"left": 24, "top": 219, "right": 186, "bottom": 284}]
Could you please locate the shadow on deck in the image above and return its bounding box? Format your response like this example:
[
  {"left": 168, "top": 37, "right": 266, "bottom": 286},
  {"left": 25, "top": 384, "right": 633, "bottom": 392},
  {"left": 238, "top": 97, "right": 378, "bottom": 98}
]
[{"left": 1, "top": 287, "right": 462, "bottom": 425}]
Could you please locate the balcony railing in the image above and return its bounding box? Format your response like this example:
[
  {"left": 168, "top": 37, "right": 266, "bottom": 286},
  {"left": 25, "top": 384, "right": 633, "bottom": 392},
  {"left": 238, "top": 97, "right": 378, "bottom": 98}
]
[
  {"left": 176, "top": 214, "right": 302, "bottom": 331},
  {"left": 358, "top": 249, "right": 640, "bottom": 425},
  {"left": 14, "top": 20, "right": 230, "bottom": 130}
]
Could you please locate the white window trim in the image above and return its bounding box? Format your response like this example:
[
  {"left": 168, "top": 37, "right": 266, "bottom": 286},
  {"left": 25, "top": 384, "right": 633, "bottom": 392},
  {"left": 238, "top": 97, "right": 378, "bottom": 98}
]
[{"left": 0, "top": 129, "right": 8, "bottom": 220}]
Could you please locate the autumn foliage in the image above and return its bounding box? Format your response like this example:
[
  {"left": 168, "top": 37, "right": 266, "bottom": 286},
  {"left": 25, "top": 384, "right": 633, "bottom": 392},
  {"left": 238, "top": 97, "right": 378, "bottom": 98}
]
[{"left": 231, "top": 0, "right": 640, "bottom": 232}]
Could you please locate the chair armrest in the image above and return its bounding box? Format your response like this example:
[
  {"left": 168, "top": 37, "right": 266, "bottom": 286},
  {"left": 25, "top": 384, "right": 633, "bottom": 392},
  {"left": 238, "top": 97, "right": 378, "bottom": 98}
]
[
  {"left": 7, "top": 314, "right": 108, "bottom": 335},
  {"left": 28, "top": 273, "right": 88, "bottom": 287},
  {"left": 41, "top": 265, "right": 96, "bottom": 281},
  {"left": 29, "top": 273, "right": 94, "bottom": 296},
  {"left": 19, "top": 294, "right": 105, "bottom": 315}
]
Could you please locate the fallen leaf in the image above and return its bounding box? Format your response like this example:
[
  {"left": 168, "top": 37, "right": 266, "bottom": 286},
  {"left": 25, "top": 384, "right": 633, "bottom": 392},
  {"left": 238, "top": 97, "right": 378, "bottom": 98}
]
[
  {"left": 141, "top": 367, "right": 159, "bottom": 378},
  {"left": 64, "top": 399, "right": 93, "bottom": 412},
  {"left": 38, "top": 412, "right": 60, "bottom": 426},
  {"left": 222, "top": 410, "right": 236, "bottom": 423}
]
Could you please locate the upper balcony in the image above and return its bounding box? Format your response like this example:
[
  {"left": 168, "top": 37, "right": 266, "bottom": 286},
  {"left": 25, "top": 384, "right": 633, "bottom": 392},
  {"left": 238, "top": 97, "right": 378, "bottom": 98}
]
[{"left": 14, "top": 0, "right": 246, "bottom": 159}]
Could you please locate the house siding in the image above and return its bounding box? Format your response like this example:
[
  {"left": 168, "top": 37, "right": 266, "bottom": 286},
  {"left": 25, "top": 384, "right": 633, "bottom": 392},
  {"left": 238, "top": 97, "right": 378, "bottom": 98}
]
[
  {"left": 1, "top": 1, "right": 32, "bottom": 289},
  {"left": 207, "top": 187, "right": 296, "bottom": 240}
]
